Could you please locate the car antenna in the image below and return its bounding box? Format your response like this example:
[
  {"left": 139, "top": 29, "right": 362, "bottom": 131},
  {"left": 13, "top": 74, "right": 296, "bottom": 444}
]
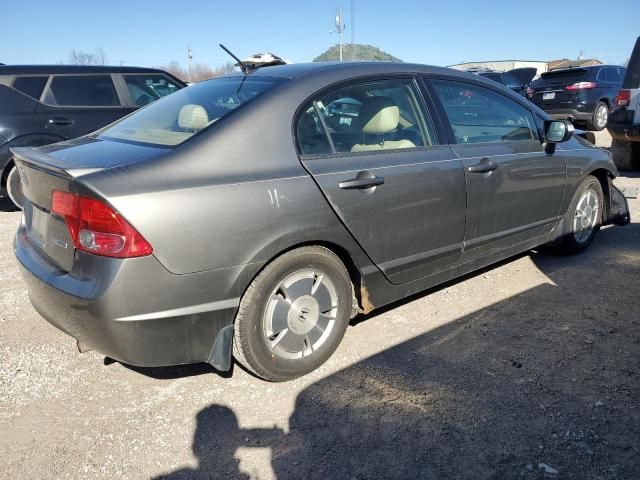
[{"left": 219, "top": 44, "right": 247, "bottom": 74}]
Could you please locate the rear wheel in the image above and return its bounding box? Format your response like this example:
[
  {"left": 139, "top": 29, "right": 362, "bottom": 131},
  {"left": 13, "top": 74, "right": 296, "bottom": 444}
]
[
  {"left": 233, "top": 246, "right": 352, "bottom": 382},
  {"left": 555, "top": 175, "right": 603, "bottom": 254},
  {"left": 588, "top": 101, "right": 608, "bottom": 131},
  {"left": 6, "top": 165, "right": 23, "bottom": 210}
]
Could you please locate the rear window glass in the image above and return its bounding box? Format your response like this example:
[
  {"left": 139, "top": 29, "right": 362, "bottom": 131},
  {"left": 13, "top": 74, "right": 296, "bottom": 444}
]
[
  {"left": 44, "top": 75, "right": 120, "bottom": 106},
  {"left": 12, "top": 76, "right": 48, "bottom": 100},
  {"left": 123, "top": 74, "right": 183, "bottom": 106},
  {"left": 98, "top": 76, "right": 283, "bottom": 147},
  {"left": 540, "top": 69, "right": 587, "bottom": 82}
]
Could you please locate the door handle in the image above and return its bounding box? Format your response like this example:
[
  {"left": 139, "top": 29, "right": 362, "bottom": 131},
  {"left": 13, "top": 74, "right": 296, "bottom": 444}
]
[
  {"left": 47, "top": 118, "right": 74, "bottom": 126},
  {"left": 338, "top": 176, "right": 385, "bottom": 190},
  {"left": 468, "top": 159, "right": 498, "bottom": 174}
]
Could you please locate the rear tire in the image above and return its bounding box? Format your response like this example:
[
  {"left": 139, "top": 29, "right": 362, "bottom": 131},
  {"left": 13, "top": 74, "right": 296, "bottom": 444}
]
[
  {"left": 6, "top": 165, "right": 23, "bottom": 210},
  {"left": 587, "top": 101, "right": 608, "bottom": 131},
  {"left": 610, "top": 139, "right": 640, "bottom": 170},
  {"left": 554, "top": 175, "right": 603, "bottom": 255},
  {"left": 233, "top": 246, "right": 352, "bottom": 382}
]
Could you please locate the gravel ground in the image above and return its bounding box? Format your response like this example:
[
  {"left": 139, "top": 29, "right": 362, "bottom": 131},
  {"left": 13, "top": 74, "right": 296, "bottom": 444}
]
[{"left": 1, "top": 134, "right": 639, "bottom": 479}]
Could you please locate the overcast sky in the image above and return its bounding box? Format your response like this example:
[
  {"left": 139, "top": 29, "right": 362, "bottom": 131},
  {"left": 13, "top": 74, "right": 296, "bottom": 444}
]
[{"left": 2, "top": 0, "right": 637, "bottom": 68}]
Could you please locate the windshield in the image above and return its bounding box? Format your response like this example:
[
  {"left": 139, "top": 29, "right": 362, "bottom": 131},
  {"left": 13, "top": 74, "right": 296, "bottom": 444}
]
[{"left": 98, "top": 76, "right": 284, "bottom": 146}]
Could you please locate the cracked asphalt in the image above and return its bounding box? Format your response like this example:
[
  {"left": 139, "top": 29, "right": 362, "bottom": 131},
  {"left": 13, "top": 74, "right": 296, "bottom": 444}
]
[{"left": 1, "top": 133, "right": 639, "bottom": 479}]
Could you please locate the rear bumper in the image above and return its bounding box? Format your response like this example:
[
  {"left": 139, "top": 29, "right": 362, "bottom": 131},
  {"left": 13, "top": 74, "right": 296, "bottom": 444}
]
[
  {"left": 607, "top": 121, "right": 640, "bottom": 142},
  {"left": 14, "top": 224, "right": 253, "bottom": 370},
  {"left": 545, "top": 109, "right": 592, "bottom": 122}
]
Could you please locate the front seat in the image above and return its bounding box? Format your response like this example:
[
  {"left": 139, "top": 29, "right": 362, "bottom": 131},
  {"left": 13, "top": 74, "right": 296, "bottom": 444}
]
[
  {"left": 178, "top": 104, "right": 209, "bottom": 132},
  {"left": 351, "top": 97, "right": 415, "bottom": 152}
]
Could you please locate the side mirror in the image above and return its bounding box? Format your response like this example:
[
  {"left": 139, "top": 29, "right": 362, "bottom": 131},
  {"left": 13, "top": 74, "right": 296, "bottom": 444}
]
[{"left": 544, "top": 119, "right": 574, "bottom": 143}]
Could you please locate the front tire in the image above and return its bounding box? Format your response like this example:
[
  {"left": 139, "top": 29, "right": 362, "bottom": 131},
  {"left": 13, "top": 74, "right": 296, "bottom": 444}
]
[
  {"left": 555, "top": 175, "right": 603, "bottom": 255},
  {"left": 233, "top": 246, "right": 352, "bottom": 382},
  {"left": 6, "top": 165, "right": 24, "bottom": 210}
]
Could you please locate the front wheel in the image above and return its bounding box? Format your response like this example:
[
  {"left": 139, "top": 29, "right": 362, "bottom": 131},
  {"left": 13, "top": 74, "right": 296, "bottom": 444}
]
[
  {"left": 555, "top": 175, "right": 603, "bottom": 255},
  {"left": 6, "top": 165, "right": 24, "bottom": 210},
  {"left": 233, "top": 246, "right": 353, "bottom": 382}
]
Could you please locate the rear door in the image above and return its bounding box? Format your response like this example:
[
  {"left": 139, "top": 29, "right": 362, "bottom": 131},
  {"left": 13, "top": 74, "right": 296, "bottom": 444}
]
[
  {"left": 297, "top": 76, "right": 466, "bottom": 285},
  {"left": 428, "top": 78, "right": 566, "bottom": 262},
  {"left": 36, "top": 74, "right": 131, "bottom": 139}
]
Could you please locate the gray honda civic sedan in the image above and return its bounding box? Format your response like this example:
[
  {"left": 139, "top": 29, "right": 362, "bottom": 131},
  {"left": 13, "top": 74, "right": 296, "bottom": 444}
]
[{"left": 12, "top": 62, "right": 630, "bottom": 381}]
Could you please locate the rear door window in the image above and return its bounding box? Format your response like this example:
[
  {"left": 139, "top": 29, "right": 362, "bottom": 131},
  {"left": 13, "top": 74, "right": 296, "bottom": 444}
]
[
  {"left": 122, "top": 74, "right": 183, "bottom": 106},
  {"left": 12, "top": 76, "right": 48, "bottom": 100},
  {"left": 431, "top": 79, "right": 538, "bottom": 144},
  {"left": 297, "top": 78, "right": 436, "bottom": 155},
  {"left": 43, "top": 75, "right": 120, "bottom": 106}
]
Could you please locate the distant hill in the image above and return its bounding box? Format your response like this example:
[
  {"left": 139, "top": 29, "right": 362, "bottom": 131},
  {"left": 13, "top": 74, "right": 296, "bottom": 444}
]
[{"left": 313, "top": 44, "right": 401, "bottom": 63}]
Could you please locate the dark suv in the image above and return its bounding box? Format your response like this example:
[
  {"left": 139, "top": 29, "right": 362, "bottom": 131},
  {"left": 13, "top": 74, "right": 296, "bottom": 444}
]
[
  {"left": 0, "top": 65, "right": 185, "bottom": 208},
  {"left": 527, "top": 65, "right": 625, "bottom": 131}
]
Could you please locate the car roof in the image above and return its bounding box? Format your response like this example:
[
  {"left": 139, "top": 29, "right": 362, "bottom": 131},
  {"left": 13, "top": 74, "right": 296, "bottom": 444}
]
[
  {"left": 225, "top": 61, "right": 463, "bottom": 80},
  {"left": 0, "top": 65, "right": 178, "bottom": 75}
]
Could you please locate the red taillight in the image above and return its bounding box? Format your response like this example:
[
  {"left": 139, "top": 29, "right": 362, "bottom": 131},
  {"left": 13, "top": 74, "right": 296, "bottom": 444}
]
[
  {"left": 565, "top": 81, "right": 596, "bottom": 91},
  {"left": 615, "top": 89, "right": 631, "bottom": 107},
  {"left": 51, "top": 190, "right": 152, "bottom": 258}
]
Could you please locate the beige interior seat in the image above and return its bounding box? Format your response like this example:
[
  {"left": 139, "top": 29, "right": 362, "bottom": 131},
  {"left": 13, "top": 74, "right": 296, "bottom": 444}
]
[
  {"left": 178, "top": 104, "right": 209, "bottom": 131},
  {"left": 351, "top": 97, "right": 415, "bottom": 152}
]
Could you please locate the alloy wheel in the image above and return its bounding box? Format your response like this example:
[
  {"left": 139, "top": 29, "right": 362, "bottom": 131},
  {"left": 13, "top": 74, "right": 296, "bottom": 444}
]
[
  {"left": 573, "top": 187, "right": 600, "bottom": 244},
  {"left": 595, "top": 104, "right": 608, "bottom": 129},
  {"left": 263, "top": 269, "right": 338, "bottom": 360}
]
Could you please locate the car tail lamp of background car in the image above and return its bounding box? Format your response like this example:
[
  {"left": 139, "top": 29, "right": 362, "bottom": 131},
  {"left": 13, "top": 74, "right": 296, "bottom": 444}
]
[
  {"left": 615, "top": 89, "right": 631, "bottom": 108},
  {"left": 565, "top": 81, "right": 596, "bottom": 91},
  {"left": 51, "top": 190, "right": 153, "bottom": 258}
]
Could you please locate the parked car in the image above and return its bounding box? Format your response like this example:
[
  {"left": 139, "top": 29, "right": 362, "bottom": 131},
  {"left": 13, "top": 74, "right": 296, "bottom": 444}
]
[
  {"left": 474, "top": 68, "right": 538, "bottom": 97},
  {"left": 527, "top": 64, "right": 625, "bottom": 131},
  {"left": 12, "top": 62, "right": 630, "bottom": 381},
  {"left": 607, "top": 37, "right": 640, "bottom": 170},
  {"left": 0, "top": 65, "right": 186, "bottom": 209}
]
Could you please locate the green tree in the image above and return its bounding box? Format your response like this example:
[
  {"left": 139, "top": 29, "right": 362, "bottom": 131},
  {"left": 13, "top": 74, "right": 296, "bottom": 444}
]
[{"left": 314, "top": 44, "right": 401, "bottom": 62}]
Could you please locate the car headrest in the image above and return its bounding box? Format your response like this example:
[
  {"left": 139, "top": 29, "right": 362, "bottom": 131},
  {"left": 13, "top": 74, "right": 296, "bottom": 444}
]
[
  {"left": 357, "top": 97, "right": 399, "bottom": 135},
  {"left": 178, "top": 104, "right": 209, "bottom": 131}
]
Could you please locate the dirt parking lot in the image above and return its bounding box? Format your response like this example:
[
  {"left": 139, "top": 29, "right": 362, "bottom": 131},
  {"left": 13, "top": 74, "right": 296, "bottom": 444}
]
[{"left": 1, "top": 136, "right": 639, "bottom": 479}]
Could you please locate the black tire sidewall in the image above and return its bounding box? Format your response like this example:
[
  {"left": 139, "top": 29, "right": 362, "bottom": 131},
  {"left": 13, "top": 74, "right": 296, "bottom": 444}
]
[
  {"left": 237, "top": 248, "right": 352, "bottom": 381},
  {"left": 590, "top": 101, "right": 607, "bottom": 131},
  {"left": 7, "top": 165, "right": 23, "bottom": 210}
]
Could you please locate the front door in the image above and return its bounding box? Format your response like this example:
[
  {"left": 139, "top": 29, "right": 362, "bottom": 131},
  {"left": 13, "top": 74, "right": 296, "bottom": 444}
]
[
  {"left": 297, "top": 77, "right": 467, "bottom": 285},
  {"left": 429, "top": 79, "right": 566, "bottom": 262}
]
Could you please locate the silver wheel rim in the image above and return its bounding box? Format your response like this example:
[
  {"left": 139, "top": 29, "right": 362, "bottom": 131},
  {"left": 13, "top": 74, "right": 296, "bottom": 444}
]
[
  {"left": 263, "top": 269, "right": 338, "bottom": 360},
  {"left": 573, "top": 187, "right": 599, "bottom": 244},
  {"left": 595, "top": 104, "right": 608, "bottom": 129},
  {"left": 7, "top": 166, "right": 23, "bottom": 209}
]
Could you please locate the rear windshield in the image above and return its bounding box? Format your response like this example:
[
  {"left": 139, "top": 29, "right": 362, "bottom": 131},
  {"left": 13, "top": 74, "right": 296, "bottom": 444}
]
[
  {"left": 539, "top": 69, "right": 588, "bottom": 82},
  {"left": 98, "top": 76, "right": 284, "bottom": 146}
]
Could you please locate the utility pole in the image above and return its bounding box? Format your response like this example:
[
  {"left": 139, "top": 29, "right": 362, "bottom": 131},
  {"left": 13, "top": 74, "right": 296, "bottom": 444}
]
[
  {"left": 351, "top": 0, "right": 355, "bottom": 48},
  {"left": 333, "top": 7, "right": 345, "bottom": 62},
  {"left": 187, "top": 45, "right": 193, "bottom": 82}
]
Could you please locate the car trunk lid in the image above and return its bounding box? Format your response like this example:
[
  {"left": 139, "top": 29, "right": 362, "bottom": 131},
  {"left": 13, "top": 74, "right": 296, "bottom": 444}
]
[
  {"left": 507, "top": 67, "right": 537, "bottom": 86},
  {"left": 13, "top": 149, "right": 79, "bottom": 272}
]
